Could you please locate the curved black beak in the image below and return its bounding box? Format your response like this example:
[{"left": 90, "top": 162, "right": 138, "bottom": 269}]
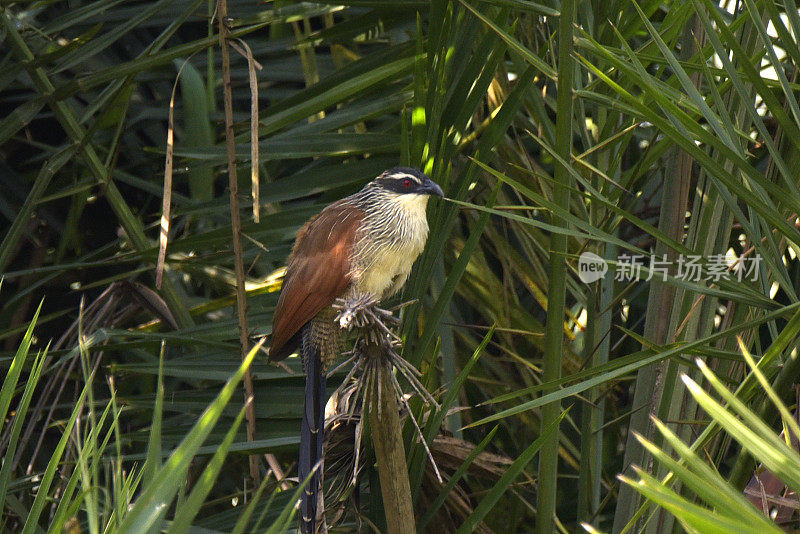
[{"left": 419, "top": 178, "right": 444, "bottom": 197}]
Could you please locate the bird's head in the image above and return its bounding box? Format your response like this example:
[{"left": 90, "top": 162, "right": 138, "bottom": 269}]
[{"left": 372, "top": 167, "right": 444, "bottom": 198}]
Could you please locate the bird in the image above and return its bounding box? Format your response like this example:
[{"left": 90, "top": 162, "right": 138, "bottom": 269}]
[{"left": 268, "top": 166, "right": 443, "bottom": 534}]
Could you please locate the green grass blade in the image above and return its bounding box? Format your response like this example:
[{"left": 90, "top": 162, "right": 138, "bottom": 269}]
[
  {"left": 229, "top": 471, "right": 273, "bottom": 534},
  {"left": 409, "top": 325, "right": 495, "bottom": 496},
  {"left": 0, "top": 300, "right": 42, "bottom": 437},
  {"left": 0, "top": 345, "right": 47, "bottom": 516},
  {"left": 21, "top": 362, "right": 93, "bottom": 534},
  {"left": 264, "top": 467, "right": 318, "bottom": 534},
  {"left": 168, "top": 401, "right": 250, "bottom": 534},
  {"left": 116, "top": 341, "right": 261, "bottom": 533},
  {"left": 621, "top": 469, "right": 759, "bottom": 534},
  {"left": 142, "top": 341, "right": 165, "bottom": 487},
  {"left": 176, "top": 59, "right": 215, "bottom": 203},
  {"left": 455, "top": 409, "right": 568, "bottom": 534},
  {"left": 640, "top": 418, "right": 776, "bottom": 528},
  {"left": 418, "top": 426, "right": 499, "bottom": 531},
  {"left": 458, "top": 0, "right": 555, "bottom": 79},
  {"left": 686, "top": 363, "right": 800, "bottom": 493}
]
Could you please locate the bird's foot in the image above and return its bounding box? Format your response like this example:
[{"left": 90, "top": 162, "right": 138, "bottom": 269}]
[
  {"left": 333, "top": 294, "right": 379, "bottom": 330},
  {"left": 332, "top": 295, "right": 402, "bottom": 348}
]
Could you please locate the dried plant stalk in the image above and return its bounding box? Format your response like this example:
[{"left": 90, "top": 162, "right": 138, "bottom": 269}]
[
  {"left": 332, "top": 295, "right": 445, "bottom": 532},
  {"left": 365, "top": 343, "right": 417, "bottom": 534},
  {"left": 217, "top": 0, "right": 259, "bottom": 484}
]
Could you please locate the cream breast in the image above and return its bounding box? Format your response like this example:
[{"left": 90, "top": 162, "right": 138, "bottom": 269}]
[{"left": 351, "top": 193, "right": 430, "bottom": 298}]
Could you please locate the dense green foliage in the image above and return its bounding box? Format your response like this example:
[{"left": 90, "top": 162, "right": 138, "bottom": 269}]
[{"left": 3, "top": 0, "right": 800, "bottom": 532}]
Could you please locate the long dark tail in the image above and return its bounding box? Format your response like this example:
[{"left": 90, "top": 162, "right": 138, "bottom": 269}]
[{"left": 300, "top": 330, "right": 326, "bottom": 534}]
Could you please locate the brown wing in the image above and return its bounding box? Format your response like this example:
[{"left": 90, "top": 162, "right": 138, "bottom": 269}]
[{"left": 269, "top": 201, "right": 364, "bottom": 361}]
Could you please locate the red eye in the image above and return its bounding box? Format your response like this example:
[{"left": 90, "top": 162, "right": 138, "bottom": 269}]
[{"left": 402, "top": 179, "right": 412, "bottom": 188}]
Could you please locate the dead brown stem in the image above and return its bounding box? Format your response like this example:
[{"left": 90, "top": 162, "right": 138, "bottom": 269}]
[
  {"left": 366, "top": 347, "right": 417, "bottom": 534},
  {"left": 217, "top": 0, "right": 260, "bottom": 485}
]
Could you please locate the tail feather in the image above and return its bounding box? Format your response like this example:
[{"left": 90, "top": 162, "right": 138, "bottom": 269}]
[{"left": 300, "top": 332, "right": 326, "bottom": 534}]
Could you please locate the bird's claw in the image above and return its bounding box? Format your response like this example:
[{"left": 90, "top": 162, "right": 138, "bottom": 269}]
[{"left": 338, "top": 309, "right": 356, "bottom": 329}]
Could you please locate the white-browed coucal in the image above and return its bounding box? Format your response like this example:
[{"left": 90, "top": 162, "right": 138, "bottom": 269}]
[{"left": 268, "top": 167, "right": 443, "bottom": 533}]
